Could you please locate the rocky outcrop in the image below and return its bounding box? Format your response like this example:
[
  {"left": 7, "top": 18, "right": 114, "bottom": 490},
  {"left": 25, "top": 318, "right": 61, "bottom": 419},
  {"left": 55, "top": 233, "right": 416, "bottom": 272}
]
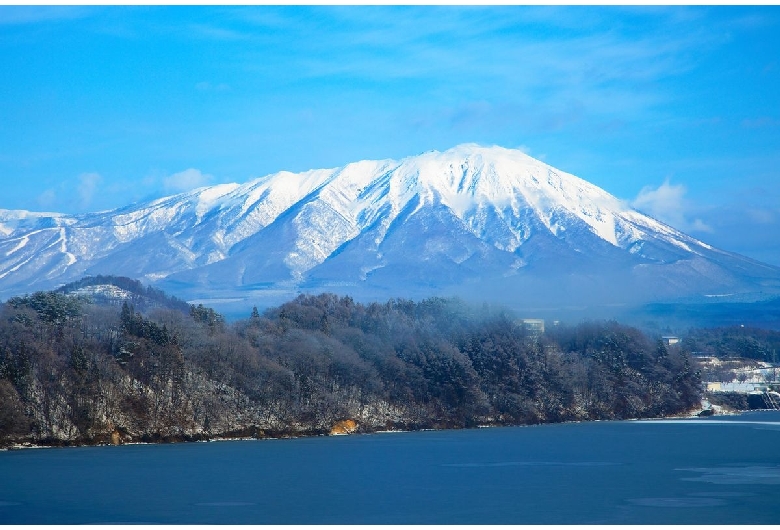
[{"left": 330, "top": 419, "right": 358, "bottom": 435}]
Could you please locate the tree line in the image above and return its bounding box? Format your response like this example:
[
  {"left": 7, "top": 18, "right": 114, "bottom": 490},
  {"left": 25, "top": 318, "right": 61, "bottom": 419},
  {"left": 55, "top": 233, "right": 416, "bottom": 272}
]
[
  {"left": 681, "top": 326, "right": 780, "bottom": 363},
  {"left": 0, "top": 289, "right": 702, "bottom": 447}
]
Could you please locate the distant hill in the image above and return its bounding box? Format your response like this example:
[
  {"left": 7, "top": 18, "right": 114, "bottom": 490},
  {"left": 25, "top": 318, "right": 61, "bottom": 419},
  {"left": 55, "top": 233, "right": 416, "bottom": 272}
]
[{"left": 54, "top": 275, "right": 190, "bottom": 314}]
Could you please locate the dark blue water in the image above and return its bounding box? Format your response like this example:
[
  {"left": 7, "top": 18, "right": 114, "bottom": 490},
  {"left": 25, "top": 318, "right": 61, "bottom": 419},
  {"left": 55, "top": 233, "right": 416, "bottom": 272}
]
[{"left": 2, "top": 411, "right": 780, "bottom": 524}]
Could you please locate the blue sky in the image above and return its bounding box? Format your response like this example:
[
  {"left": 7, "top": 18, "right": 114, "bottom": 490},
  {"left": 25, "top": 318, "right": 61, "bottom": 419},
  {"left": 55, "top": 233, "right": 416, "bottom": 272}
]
[{"left": 1, "top": 5, "right": 779, "bottom": 265}]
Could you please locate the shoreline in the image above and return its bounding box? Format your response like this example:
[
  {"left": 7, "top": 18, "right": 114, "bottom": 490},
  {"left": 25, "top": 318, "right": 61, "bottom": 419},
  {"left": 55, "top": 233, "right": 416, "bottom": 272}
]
[{"left": 2, "top": 404, "right": 761, "bottom": 452}]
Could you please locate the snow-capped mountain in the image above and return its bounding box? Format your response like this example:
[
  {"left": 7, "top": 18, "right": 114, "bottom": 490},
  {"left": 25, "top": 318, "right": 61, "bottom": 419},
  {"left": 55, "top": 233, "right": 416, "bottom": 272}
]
[{"left": 2, "top": 144, "right": 779, "bottom": 307}]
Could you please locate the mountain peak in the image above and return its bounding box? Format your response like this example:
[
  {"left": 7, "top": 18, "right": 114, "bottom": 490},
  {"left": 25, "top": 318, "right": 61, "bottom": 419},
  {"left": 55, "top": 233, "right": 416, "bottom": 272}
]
[{"left": 1, "top": 144, "right": 778, "bottom": 307}]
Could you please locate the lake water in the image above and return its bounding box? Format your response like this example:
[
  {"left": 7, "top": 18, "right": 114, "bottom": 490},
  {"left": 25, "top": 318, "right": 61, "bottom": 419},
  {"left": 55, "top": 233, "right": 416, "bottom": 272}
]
[{"left": 2, "top": 411, "right": 780, "bottom": 524}]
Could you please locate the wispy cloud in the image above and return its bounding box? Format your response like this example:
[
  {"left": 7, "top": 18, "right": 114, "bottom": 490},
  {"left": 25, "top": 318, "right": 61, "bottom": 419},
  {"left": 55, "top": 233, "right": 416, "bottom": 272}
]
[
  {"left": 187, "top": 22, "right": 249, "bottom": 41},
  {"left": 222, "top": 5, "right": 725, "bottom": 142},
  {"left": 693, "top": 202, "right": 780, "bottom": 266},
  {"left": 742, "top": 116, "right": 780, "bottom": 128},
  {"left": 14, "top": 6, "right": 736, "bottom": 134},
  {"left": 37, "top": 189, "right": 57, "bottom": 210},
  {"left": 747, "top": 208, "right": 775, "bottom": 224},
  {"left": 0, "top": 6, "right": 92, "bottom": 25},
  {"left": 164, "top": 169, "right": 214, "bottom": 192},
  {"left": 230, "top": 8, "right": 686, "bottom": 81},
  {"left": 632, "top": 178, "right": 712, "bottom": 233},
  {"left": 78, "top": 172, "right": 101, "bottom": 209}
]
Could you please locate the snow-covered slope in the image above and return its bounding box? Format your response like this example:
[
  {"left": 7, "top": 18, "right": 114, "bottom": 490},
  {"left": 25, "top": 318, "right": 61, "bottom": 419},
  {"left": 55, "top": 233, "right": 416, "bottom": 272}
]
[{"left": 1, "top": 144, "right": 779, "bottom": 305}]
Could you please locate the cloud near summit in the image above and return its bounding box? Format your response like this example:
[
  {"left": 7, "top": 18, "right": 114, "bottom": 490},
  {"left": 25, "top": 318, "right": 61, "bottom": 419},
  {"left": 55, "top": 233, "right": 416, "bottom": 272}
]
[
  {"left": 78, "top": 173, "right": 101, "bottom": 209},
  {"left": 163, "top": 169, "right": 214, "bottom": 193},
  {"left": 632, "top": 179, "right": 712, "bottom": 234}
]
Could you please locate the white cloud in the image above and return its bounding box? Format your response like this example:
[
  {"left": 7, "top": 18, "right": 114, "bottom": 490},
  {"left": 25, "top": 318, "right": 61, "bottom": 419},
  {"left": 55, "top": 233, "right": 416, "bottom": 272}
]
[
  {"left": 37, "top": 188, "right": 57, "bottom": 210},
  {"left": 164, "top": 169, "right": 214, "bottom": 192},
  {"left": 741, "top": 116, "right": 780, "bottom": 129},
  {"left": 633, "top": 178, "right": 686, "bottom": 217},
  {"left": 691, "top": 218, "right": 714, "bottom": 233},
  {"left": 632, "top": 178, "right": 711, "bottom": 233},
  {"left": 747, "top": 208, "right": 776, "bottom": 224},
  {"left": 78, "top": 172, "right": 101, "bottom": 208},
  {"left": 515, "top": 144, "right": 546, "bottom": 160}
]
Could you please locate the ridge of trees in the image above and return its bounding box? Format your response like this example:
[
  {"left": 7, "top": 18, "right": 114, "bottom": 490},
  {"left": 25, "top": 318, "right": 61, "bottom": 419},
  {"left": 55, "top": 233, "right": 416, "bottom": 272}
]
[
  {"left": 0, "top": 289, "right": 702, "bottom": 447},
  {"left": 681, "top": 326, "right": 780, "bottom": 363}
]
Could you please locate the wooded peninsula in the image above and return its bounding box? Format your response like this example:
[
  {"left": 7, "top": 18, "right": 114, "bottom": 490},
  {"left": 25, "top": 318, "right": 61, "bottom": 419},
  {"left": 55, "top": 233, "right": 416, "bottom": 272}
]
[{"left": 0, "top": 278, "right": 702, "bottom": 447}]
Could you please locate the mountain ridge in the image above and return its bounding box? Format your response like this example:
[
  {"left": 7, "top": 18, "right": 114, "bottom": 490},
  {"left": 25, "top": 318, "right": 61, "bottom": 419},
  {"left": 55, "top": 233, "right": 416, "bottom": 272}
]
[{"left": 1, "top": 144, "right": 778, "bottom": 308}]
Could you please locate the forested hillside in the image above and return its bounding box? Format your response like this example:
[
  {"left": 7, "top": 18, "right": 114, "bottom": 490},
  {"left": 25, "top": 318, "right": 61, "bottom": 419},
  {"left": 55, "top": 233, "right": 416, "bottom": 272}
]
[
  {"left": 0, "top": 287, "right": 701, "bottom": 447},
  {"left": 681, "top": 326, "right": 780, "bottom": 362}
]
